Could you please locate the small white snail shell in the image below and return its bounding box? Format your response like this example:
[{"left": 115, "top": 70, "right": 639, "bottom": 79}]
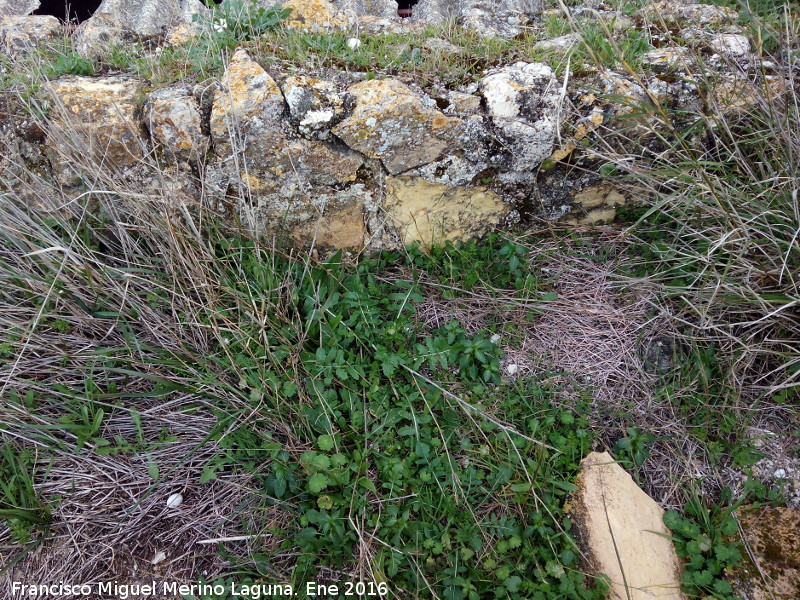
[{"left": 166, "top": 493, "right": 183, "bottom": 509}]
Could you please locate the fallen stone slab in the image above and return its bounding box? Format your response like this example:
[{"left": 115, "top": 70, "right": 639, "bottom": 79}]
[{"left": 567, "top": 451, "right": 687, "bottom": 600}]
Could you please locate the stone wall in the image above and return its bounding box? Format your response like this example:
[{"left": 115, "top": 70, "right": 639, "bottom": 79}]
[{"left": 0, "top": 0, "right": 780, "bottom": 251}]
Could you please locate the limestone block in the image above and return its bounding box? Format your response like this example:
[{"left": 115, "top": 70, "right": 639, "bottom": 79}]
[
  {"left": 207, "top": 50, "right": 367, "bottom": 248},
  {"left": 282, "top": 75, "right": 351, "bottom": 140},
  {"left": 639, "top": 1, "right": 738, "bottom": 28},
  {"left": 281, "top": 0, "right": 350, "bottom": 32},
  {"left": 384, "top": 176, "right": 507, "bottom": 247},
  {"left": 210, "top": 51, "right": 364, "bottom": 188},
  {"left": 71, "top": 13, "right": 136, "bottom": 59},
  {"left": 72, "top": 0, "right": 205, "bottom": 56},
  {"left": 288, "top": 198, "right": 366, "bottom": 250},
  {"left": 708, "top": 33, "right": 750, "bottom": 57},
  {"left": 91, "top": 0, "right": 207, "bottom": 36},
  {"left": 210, "top": 49, "right": 286, "bottom": 159},
  {"left": 480, "top": 62, "right": 562, "bottom": 171},
  {"left": 43, "top": 76, "right": 145, "bottom": 186},
  {"left": 568, "top": 451, "right": 687, "bottom": 600},
  {"left": 334, "top": 1, "right": 541, "bottom": 37},
  {"left": 642, "top": 47, "right": 695, "bottom": 73},
  {"left": 145, "top": 85, "right": 208, "bottom": 163},
  {"left": 332, "top": 79, "right": 460, "bottom": 174},
  {"left": 534, "top": 33, "right": 580, "bottom": 52},
  {"left": 0, "top": 0, "right": 39, "bottom": 16},
  {"left": 0, "top": 15, "right": 60, "bottom": 59},
  {"left": 333, "top": 0, "right": 399, "bottom": 22},
  {"left": 458, "top": 0, "right": 542, "bottom": 38}
]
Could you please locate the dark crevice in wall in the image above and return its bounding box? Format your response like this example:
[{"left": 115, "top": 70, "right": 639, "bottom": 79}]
[
  {"left": 398, "top": 0, "right": 419, "bottom": 18},
  {"left": 33, "top": 0, "right": 103, "bottom": 23}
]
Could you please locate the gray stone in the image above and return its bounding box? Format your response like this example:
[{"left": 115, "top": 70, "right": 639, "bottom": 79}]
[
  {"left": 332, "top": 79, "right": 460, "bottom": 175},
  {"left": 333, "top": 0, "right": 542, "bottom": 37},
  {"left": 458, "top": 0, "right": 541, "bottom": 38},
  {"left": 0, "top": 0, "right": 39, "bottom": 16},
  {"left": 446, "top": 92, "right": 482, "bottom": 115},
  {"left": 480, "top": 62, "right": 562, "bottom": 171},
  {"left": 708, "top": 33, "right": 750, "bottom": 57},
  {"left": 145, "top": 85, "right": 208, "bottom": 164},
  {"left": 639, "top": 1, "right": 738, "bottom": 28},
  {"left": 534, "top": 33, "right": 580, "bottom": 52},
  {"left": 71, "top": 13, "right": 133, "bottom": 58},
  {"left": 333, "top": 0, "right": 398, "bottom": 21},
  {"left": 0, "top": 15, "right": 60, "bottom": 59},
  {"left": 80, "top": 0, "right": 206, "bottom": 39},
  {"left": 282, "top": 75, "right": 352, "bottom": 141},
  {"left": 72, "top": 0, "right": 204, "bottom": 59}
]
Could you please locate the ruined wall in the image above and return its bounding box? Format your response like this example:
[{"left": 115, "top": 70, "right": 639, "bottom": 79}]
[{"left": 0, "top": 0, "right": 777, "bottom": 252}]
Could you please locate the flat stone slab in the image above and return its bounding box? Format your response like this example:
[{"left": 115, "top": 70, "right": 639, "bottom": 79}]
[
  {"left": 732, "top": 506, "right": 800, "bottom": 599},
  {"left": 568, "top": 451, "right": 686, "bottom": 600}
]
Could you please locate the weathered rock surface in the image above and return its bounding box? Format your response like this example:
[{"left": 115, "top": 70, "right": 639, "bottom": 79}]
[
  {"left": 282, "top": 0, "right": 350, "bottom": 32},
  {"left": 0, "top": 15, "right": 60, "bottom": 59},
  {"left": 145, "top": 85, "right": 207, "bottom": 164},
  {"left": 481, "top": 62, "right": 562, "bottom": 171},
  {"left": 640, "top": 0, "right": 738, "bottom": 28},
  {"left": 72, "top": 0, "right": 205, "bottom": 56},
  {"left": 384, "top": 177, "right": 507, "bottom": 247},
  {"left": 282, "top": 75, "right": 352, "bottom": 141},
  {"left": 334, "top": 0, "right": 402, "bottom": 22},
  {"left": 567, "top": 451, "right": 686, "bottom": 600},
  {"left": 534, "top": 33, "right": 580, "bottom": 52},
  {"left": 458, "top": 0, "right": 542, "bottom": 38},
  {"left": 332, "top": 79, "right": 460, "bottom": 175},
  {"left": 92, "top": 0, "right": 206, "bottom": 35},
  {"left": 209, "top": 49, "right": 287, "bottom": 161},
  {"left": 43, "top": 76, "right": 145, "bottom": 186},
  {"left": 733, "top": 506, "right": 800, "bottom": 600},
  {"left": 708, "top": 33, "right": 750, "bottom": 57},
  {"left": 0, "top": 0, "right": 38, "bottom": 16},
  {"left": 0, "top": 0, "right": 779, "bottom": 251},
  {"left": 332, "top": 0, "right": 541, "bottom": 37},
  {"left": 72, "top": 13, "right": 138, "bottom": 58},
  {"left": 208, "top": 50, "right": 367, "bottom": 247}
]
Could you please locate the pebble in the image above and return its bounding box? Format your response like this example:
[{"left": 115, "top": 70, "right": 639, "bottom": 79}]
[{"left": 166, "top": 493, "right": 183, "bottom": 509}]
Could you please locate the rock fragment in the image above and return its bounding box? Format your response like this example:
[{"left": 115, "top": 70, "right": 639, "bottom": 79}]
[
  {"left": 567, "top": 451, "right": 687, "bottom": 600},
  {"left": 384, "top": 176, "right": 507, "bottom": 247},
  {"left": 480, "top": 62, "right": 562, "bottom": 171},
  {"left": 145, "top": 85, "right": 208, "bottom": 164},
  {"left": 332, "top": 79, "right": 460, "bottom": 174},
  {"left": 0, "top": 15, "right": 60, "bottom": 59},
  {"left": 43, "top": 76, "right": 145, "bottom": 186}
]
